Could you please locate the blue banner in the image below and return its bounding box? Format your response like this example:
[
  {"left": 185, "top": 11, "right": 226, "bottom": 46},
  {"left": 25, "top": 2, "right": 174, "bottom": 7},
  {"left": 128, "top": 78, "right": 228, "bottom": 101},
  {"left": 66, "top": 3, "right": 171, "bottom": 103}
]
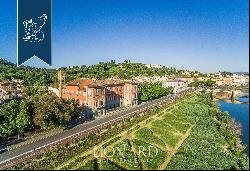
[{"left": 17, "top": 0, "right": 52, "bottom": 66}]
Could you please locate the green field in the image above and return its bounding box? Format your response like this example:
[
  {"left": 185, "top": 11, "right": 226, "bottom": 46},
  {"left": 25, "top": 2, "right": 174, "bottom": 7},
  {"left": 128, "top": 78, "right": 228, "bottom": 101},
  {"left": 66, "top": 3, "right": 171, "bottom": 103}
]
[{"left": 10, "top": 94, "right": 249, "bottom": 170}]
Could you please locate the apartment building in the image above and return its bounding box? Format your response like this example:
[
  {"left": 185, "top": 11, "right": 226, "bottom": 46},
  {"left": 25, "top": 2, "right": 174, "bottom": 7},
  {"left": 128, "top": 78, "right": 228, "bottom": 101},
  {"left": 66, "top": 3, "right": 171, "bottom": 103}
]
[
  {"left": 61, "top": 79, "right": 138, "bottom": 117},
  {"left": 162, "top": 79, "right": 188, "bottom": 93}
]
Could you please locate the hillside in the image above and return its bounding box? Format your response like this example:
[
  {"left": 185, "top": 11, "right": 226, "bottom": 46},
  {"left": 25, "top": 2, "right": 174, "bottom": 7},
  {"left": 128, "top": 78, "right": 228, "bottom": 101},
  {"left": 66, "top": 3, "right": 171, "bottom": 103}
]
[{"left": 0, "top": 58, "right": 185, "bottom": 85}]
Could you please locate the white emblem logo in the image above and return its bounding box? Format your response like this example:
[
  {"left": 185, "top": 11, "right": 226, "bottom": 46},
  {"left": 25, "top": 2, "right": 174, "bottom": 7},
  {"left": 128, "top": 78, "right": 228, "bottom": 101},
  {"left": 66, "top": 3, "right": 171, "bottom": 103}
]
[{"left": 23, "top": 14, "right": 47, "bottom": 43}]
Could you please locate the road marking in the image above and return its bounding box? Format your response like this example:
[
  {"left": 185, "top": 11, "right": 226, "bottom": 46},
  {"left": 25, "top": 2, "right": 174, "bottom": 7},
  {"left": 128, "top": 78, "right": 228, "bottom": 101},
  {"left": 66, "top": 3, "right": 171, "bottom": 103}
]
[
  {"left": 0, "top": 100, "right": 146, "bottom": 165},
  {"left": 0, "top": 89, "right": 197, "bottom": 167}
]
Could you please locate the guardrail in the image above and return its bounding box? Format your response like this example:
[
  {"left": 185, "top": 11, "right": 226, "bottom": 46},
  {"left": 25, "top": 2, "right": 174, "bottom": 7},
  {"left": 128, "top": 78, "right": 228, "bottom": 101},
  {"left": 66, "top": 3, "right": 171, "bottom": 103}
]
[{"left": 0, "top": 89, "right": 198, "bottom": 169}]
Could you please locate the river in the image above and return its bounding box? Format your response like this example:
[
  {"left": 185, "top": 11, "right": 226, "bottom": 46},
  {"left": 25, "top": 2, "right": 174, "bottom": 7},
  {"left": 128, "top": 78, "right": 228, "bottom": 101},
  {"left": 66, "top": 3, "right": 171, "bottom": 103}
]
[{"left": 219, "top": 97, "right": 249, "bottom": 155}]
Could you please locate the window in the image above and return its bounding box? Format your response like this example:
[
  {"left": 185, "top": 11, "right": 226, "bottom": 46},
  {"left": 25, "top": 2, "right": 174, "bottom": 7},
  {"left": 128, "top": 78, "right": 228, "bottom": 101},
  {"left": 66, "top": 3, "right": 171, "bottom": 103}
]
[{"left": 135, "top": 86, "right": 137, "bottom": 91}]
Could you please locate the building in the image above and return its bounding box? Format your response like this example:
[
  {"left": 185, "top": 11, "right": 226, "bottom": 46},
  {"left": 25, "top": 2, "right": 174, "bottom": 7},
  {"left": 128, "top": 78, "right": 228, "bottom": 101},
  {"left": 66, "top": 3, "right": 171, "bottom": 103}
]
[
  {"left": 212, "top": 77, "right": 222, "bottom": 86},
  {"left": 211, "top": 73, "right": 249, "bottom": 87},
  {"left": 145, "top": 64, "right": 164, "bottom": 69},
  {"left": 48, "top": 86, "right": 60, "bottom": 97},
  {"left": 244, "top": 75, "right": 249, "bottom": 85},
  {"left": 58, "top": 78, "right": 138, "bottom": 117},
  {"left": 162, "top": 79, "right": 188, "bottom": 93},
  {"left": 222, "top": 77, "right": 234, "bottom": 86},
  {"left": 174, "top": 77, "right": 194, "bottom": 84},
  {"left": 181, "top": 70, "right": 192, "bottom": 76},
  {"left": 133, "top": 76, "right": 167, "bottom": 84},
  {"left": 12, "top": 79, "right": 23, "bottom": 84},
  {"left": 0, "top": 83, "right": 21, "bottom": 104},
  {"left": 232, "top": 74, "right": 247, "bottom": 86}
]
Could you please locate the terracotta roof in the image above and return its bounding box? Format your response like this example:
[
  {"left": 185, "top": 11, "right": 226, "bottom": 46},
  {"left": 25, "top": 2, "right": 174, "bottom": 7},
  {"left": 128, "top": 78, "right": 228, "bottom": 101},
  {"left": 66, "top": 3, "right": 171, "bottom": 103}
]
[
  {"left": 89, "top": 80, "right": 125, "bottom": 88},
  {"left": 0, "top": 85, "right": 16, "bottom": 93},
  {"left": 65, "top": 78, "right": 137, "bottom": 89}
]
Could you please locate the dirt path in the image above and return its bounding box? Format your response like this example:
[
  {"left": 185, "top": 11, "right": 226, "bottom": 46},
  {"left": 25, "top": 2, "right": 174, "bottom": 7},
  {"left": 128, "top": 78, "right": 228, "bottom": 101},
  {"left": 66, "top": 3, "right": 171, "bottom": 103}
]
[
  {"left": 55, "top": 98, "right": 193, "bottom": 170},
  {"left": 55, "top": 105, "right": 171, "bottom": 170},
  {"left": 159, "top": 123, "right": 196, "bottom": 170}
]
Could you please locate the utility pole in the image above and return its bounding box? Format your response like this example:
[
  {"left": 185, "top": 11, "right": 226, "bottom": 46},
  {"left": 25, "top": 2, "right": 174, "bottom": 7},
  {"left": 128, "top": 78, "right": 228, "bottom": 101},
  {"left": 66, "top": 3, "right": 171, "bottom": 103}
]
[{"left": 58, "top": 70, "right": 65, "bottom": 98}]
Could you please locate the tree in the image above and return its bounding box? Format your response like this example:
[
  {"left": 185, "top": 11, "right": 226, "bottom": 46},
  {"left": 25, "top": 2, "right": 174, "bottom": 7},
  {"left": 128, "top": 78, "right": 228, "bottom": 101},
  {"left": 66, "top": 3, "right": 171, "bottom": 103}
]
[
  {"left": 0, "top": 100, "right": 19, "bottom": 138},
  {"left": 32, "top": 95, "right": 79, "bottom": 130},
  {"left": 188, "top": 79, "right": 215, "bottom": 88},
  {"left": 16, "top": 101, "right": 31, "bottom": 139},
  {"left": 205, "top": 79, "right": 216, "bottom": 87},
  {"left": 188, "top": 79, "right": 201, "bottom": 88},
  {"left": 231, "top": 91, "right": 236, "bottom": 103},
  {"left": 210, "top": 90, "right": 214, "bottom": 100},
  {"left": 139, "top": 82, "right": 174, "bottom": 102}
]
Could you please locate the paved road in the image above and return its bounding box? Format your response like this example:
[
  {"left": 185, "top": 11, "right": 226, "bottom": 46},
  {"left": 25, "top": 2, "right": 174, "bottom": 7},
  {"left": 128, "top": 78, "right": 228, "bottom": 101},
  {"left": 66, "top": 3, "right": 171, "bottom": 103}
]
[{"left": 0, "top": 88, "right": 196, "bottom": 167}]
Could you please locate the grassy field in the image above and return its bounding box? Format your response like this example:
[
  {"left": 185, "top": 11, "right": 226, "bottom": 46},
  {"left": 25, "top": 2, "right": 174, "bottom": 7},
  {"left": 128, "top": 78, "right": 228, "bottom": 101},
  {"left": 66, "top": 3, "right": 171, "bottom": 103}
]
[
  {"left": 55, "top": 94, "right": 209, "bottom": 170},
  {"left": 10, "top": 94, "right": 249, "bottom": 170}
]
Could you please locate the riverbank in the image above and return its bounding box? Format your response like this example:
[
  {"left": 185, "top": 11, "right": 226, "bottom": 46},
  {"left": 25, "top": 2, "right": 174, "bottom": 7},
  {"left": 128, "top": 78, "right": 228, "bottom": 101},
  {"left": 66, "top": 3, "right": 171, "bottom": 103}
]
[
  {"left": 167, "top": 95, "right": 249, "bottom": 170},
  {"left": 213, "top": 97, "right": 249, "bottom": 104},
  {"left": 219, "top": 97, "right": 249, "bottom": 156}
]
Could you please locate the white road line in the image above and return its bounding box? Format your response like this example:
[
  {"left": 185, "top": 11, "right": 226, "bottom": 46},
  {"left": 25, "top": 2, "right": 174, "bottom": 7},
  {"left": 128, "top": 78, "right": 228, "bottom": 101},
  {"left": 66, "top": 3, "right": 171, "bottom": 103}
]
[
  {"left": 0, "top": 103, "right": 141, "bottom": 165},
  {"left": 0, "top": 90, "right": 196, "bottom": 166}
]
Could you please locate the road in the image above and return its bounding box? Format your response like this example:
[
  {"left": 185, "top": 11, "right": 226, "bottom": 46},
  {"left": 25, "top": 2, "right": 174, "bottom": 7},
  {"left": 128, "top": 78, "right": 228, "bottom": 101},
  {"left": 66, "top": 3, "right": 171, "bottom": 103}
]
[{"left": 0, "top": 88, "right": 196, "bottom": 168}]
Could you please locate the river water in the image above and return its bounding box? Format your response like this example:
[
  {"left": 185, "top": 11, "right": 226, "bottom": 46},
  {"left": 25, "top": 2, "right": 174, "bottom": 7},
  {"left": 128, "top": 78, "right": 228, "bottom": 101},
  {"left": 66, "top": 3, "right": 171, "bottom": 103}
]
[{"left": 219, "top": 97, "right": 249, "bottom": 155}]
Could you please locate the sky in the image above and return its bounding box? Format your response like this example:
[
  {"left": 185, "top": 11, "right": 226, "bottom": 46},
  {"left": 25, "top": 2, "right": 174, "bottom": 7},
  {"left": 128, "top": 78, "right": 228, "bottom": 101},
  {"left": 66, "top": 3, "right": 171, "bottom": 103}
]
[{"left": 0, "top": 0, "right": 249, "bottom": 72}]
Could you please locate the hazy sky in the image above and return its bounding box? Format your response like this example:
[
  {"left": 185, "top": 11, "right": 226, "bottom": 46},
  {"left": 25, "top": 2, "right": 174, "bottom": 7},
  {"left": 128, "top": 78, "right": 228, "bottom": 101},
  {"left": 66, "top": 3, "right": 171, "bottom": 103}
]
[{"left": 0, "top": 0, "right": 249, "bottom": 72}]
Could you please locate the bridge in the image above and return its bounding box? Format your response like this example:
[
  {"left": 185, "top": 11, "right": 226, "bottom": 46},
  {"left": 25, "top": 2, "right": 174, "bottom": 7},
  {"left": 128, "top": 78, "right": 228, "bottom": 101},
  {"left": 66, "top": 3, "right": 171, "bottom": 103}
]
[{"left": 206, "top": 88, "right": 249, "bottom": 103}]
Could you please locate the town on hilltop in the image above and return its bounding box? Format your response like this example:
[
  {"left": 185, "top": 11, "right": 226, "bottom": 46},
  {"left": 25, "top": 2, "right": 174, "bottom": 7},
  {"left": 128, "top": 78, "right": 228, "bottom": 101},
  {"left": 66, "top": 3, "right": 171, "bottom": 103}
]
[
  {"left": 1, "top": 59, "right": 249, "bottom": 116},
  {"left": 0, "top": 59, "right": 249, "bottom": 170}
]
